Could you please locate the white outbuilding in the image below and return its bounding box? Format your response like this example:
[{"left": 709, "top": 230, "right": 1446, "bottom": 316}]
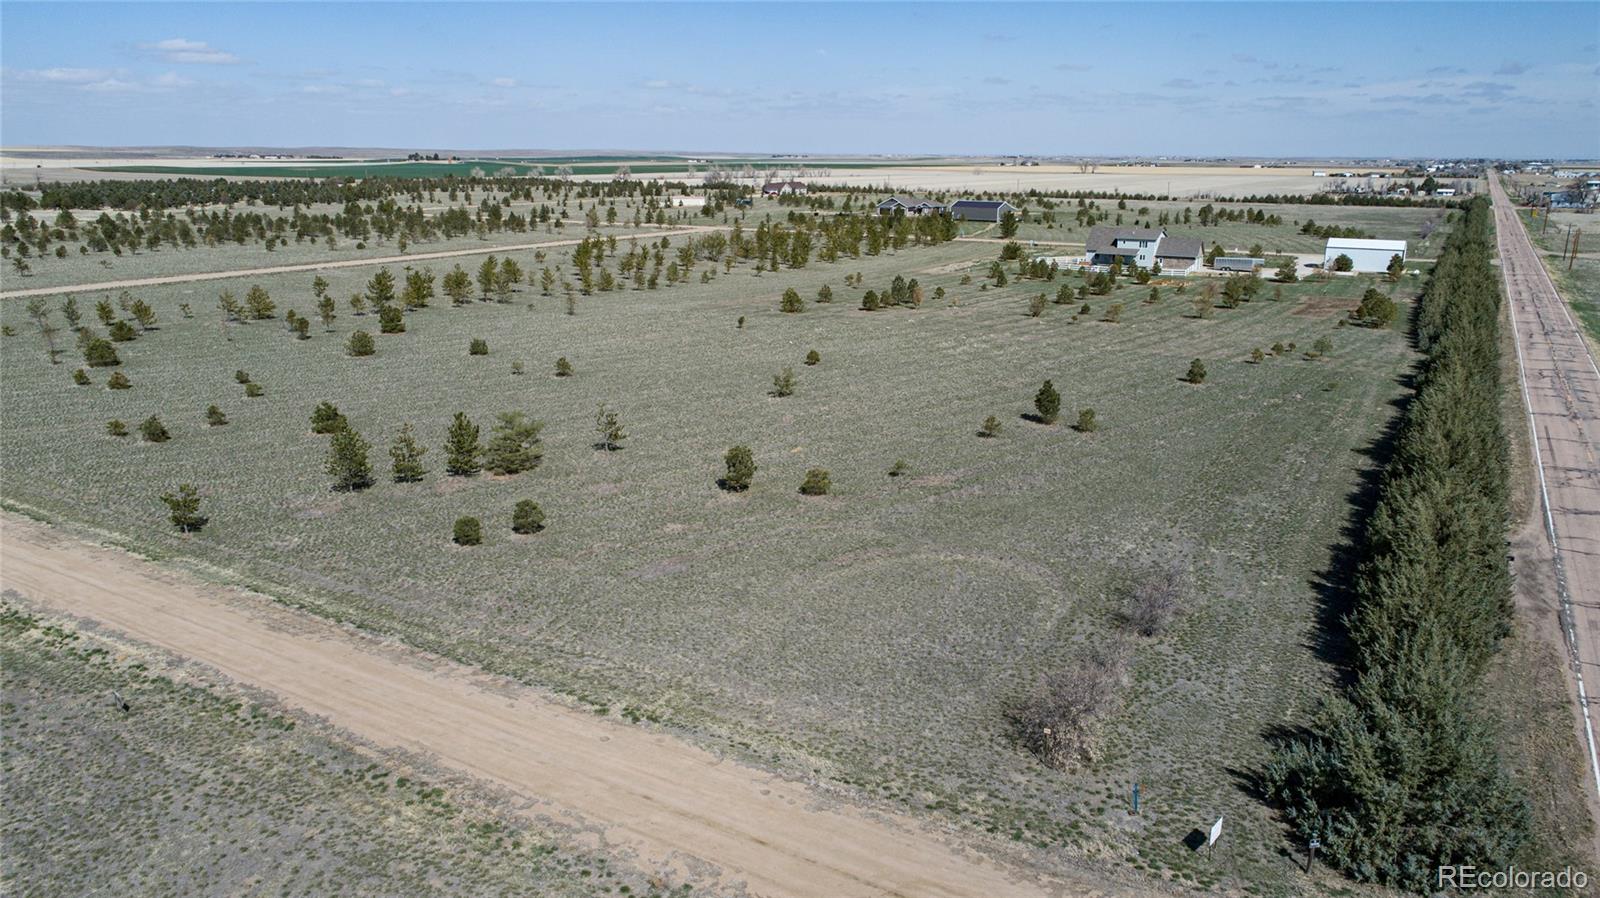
[{"left": 1323, "top": 237, "right": 1407, "bottom": 273}]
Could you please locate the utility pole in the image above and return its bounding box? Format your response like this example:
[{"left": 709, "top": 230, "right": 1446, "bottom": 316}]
[{"left": 1572, "top": 230, "right": 1582, "bottom": 271}]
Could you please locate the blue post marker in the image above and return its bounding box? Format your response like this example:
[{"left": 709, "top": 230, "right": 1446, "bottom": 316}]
[{"left": 1132, "top": 782, "right": 1141, "bottom": 815}]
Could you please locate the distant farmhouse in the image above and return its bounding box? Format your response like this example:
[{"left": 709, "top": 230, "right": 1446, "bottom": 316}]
[
  {"left": 1084, "top": 226, "right": 1205, "bottom": 275},
  {"left": 1323, "top": 237, "right": 1407, "bottom": 273},
  {"left": 948, "top": 199, "right": 1018, "bottom": 223},
  {"left": 876, "top": 195, "right": 948, "bottom": 216},
  {"left": 761, "top": 180, "right": 808, "bottom": 197}
]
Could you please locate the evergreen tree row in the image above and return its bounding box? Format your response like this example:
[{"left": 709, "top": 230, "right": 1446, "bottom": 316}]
[{"left": 1264, "top": 197, "right": 1528, "bottom": 891}]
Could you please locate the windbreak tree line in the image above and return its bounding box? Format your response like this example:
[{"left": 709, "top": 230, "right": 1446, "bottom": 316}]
[{"left": 1264, "top": 197, "right": 1528, "bottom": 890}]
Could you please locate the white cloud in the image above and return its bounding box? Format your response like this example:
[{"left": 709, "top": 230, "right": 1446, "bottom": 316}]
[
  {"left": 643, "top": 79, "right": 672, "bottom": 89},
  {"left": 14, "top": 67, "right": 110, "bottom": 83},
  {"left": 83, "top": 78, "right": 141, "bottom": 92},
  {"left": 491, "top": 77, "right": 516, "bottom": 88},
  {"left": 152, "top": 71, "right": 193, "bottom": 88},
  {"left": 139, "top": 38, "right": 240, "bottom": 64}
]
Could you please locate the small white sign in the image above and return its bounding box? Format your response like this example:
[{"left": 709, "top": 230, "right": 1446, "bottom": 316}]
[{"left": 1207, "top": 816, "right": 1224, "bottom": 847}]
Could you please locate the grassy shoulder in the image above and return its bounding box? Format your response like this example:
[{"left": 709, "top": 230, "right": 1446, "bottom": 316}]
[
  {"left": 0, "top": 603, "right": 690, "bottom": 898},
  {"left": 1517, "top": 208, "right": 1600, "bottom": 345}
]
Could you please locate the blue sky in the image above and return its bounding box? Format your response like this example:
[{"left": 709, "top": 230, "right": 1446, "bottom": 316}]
[{"left": 2, "top": 2, "right": 1596, "bottom": 157}]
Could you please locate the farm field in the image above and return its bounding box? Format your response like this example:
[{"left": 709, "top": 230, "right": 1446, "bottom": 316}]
[
  {"left": 0, "top": 218, "right": 1424, "bottom": 893},
  {"left": 0, "top": 604, "right": 672, "bottom": 898}
]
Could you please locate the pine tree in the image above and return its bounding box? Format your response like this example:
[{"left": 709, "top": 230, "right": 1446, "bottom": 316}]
[
  {"left": 980, "top": 415, "right": 1002, "bottom": 437},
  {"left": 1034, "top": 380, "right": 1061, "bottom": 424},
  {"left": 484, "top": 412, "right": 544, "bottom": 474},
  {"left": 443, "top": 265, "right": 473, "bottom": 305},
  {"left": 444, "top": 412, "right": 482, "bottom": 476},
  {"left": 107, "top": 371, "right": 131, "bottom": 390},
  {"left": 347, "top": 330, "right": 376, "bottom": 356},
  {"left": 206, "top": 405, "right": 228, "bottom": 426},
  {"left": 1185, "top": 359, "right": 1207, "bottom": 384},
  {"left": 159, "top": 484, "right": 207, "bottom": 532},
  {"left": 1074, "top": 408, "right": 1098, "bottom": 433},
  {"left": 139, "top": 415, "right": 169, "bottom": 442},
  {"left": 771, "top": 367, "right": 796, "bottom": 397},
  {"left": 593, "top": 404, "right": 625, "bottom": 450},
  {"left": 310, "top": 401, "right": 347, "bottom": 434},
  {"left": 326, "top": 427, "right": 374, "bottom": 491},
  {"left": 799, "top": 468, "right": 831, "bottom": 496},
  {"left": 378, "top": 305, "right": 405, "bottom": 334},
  {"left": 453, "top": 516, "right": 483, "bottom": 546},
  {"left": 389, "top": 423, "right": 428, "bottom": 482},
  {"left": 106, "top": 419, "right": 129, "bottom": 437},
  {"left": 555, "top": 357, "right": 574, "bottom": 377},
  {"left": 780, "top": 287, "right": 804, "bottom": 313},
  {"left": 804, "top": 349, "right": 821, "bottom": 366},
  {"left": 245, "top": 284, "right": 276, "bottom": 319},
  {"left": 721, "top": 445, "right": 756, "bottom": 491},
  {"left": 469, "top": 338, "right": 489, "bottom": 355},
  {"left": 512, "top": 499, "right": 545, "bottom": 534},
  {"left": 366, "top": 268, "right": 398, "bottom": 308}
]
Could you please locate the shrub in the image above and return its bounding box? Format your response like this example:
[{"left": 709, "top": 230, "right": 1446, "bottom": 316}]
[
  {"left": 453, "top": 516, "right": 482, "bottom": 546},
  {"left": 72, "top": 368, "right": 91, "bottom": 386},
  {"left": 484, "top": 412, "right": 543, "bottom": 475},
  {"left": 83, "top": 338, "right": 119, "bottom": 367},
  {"left": 512, "top": 499, "right": 546, "bottom": 534},
  {"left": 107, "top": 371, "right": 131, "bottom": 390},
  {"left": 139, "top": 415, "right": 169, "bottom": 443},
  {"left": 1310, "top": 336, "right": 1334, "bottom": 358},
  {"left": 378, "top": 304, "right": 405, "bottom": 334},
  {"left": 1121, "top": 567, "right": 1186, "bottom": 636},
  {"left": 771, "top": 367, "right": 796, "bottom": 397},
  {"left": 389, "top": 422, "right": 428, "bottom": 482},
  {"left": 798, "top": 468, "right": 831, "bottom": 496},
  {"left": 980, "top": 415, "right": 1002, "bottom": 438},
  {"left": 1352, "top": 288, "right": 1398, "bottom": 328},
  {"left": 888, "top": 459, "right": 909, "bottom": 477},
  {"left": 326, "top": 427, "right": 374, "bottom": 491},
  {"left": 1034, "top": 380, "right": 1061, "bottom": 424},
  {"left": 444, "top": 412, "right": 482, "bottom": 476},
  {"left": 779, "top": 288, "right": 804, "bottom": 313},
  {"left": 310, "top": 401, "right": 346, "bottom": 434},
  {"left": 108, "top": 320, "right": 138, "bottom": 342},
  {"left": 469, "top": 338, "right": 489, "bottom": 355},
  {"left": 510, "top": 360, "right": 525, "bottom": 376},
  {"left": 860, "top": 290, "right": 880, "bottom": 311},
  {"left": 1027, "top": 294, "right": 1046, "bottom": 318},
  {"left": 234, "top": 369, "right": 251, "bottom": 384},
  {"left": 1102, "top": 303, "right": 1123, "bottom": 323},
  {"left": 804, "top": 349, "right": 820, "bottom": 366},
  {"left": 736, "top": 315, "right": 746, "bottom": 328},
  {"left": 347, "top": 330, "right": 376, "bottom": 357},
  {"left": 554, "top": 357, "right": 574, "bottom": 377},
  {"left": 1271, "top": 341, "right": 1286, "bottom": 355},
  {"left": 1331, "top": 253, "right": 1354, "bottom": 272},
  {"left": 244, "top": 382, "right": 264, "bottom": 398},
  {"left": 1074, "top": 408, "right": 1098, "bottom": 432},
  {"left": 159, "top": 484, "right": 207, "bottom": 532},
  {"left": 1079, "top": 302, "right": 1091, "bottom": 315},
  {"left": 1011, "top": 641, "right": 1130, "bottom": 769},
  {"left": 816, "top": 285, "right": 833, "bottom": 303},
  {"left": 1185, "top": 359, "right": 1207, "bottom": 384},
  {"left": 106, "top": 419, "right": 128, "bottom": 437},
  {"left": 1251, "top": 347, "right": 1266, "bottom": 364},
  {"left": 206, "top": 405, "right": 228, "bottom": 426},
  {"left": 721, "top": 445, "right": 756, "bottom": 491}
]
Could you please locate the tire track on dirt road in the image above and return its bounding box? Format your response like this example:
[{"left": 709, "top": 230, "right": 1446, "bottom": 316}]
[{"left": 0, "top": 513, "right": 1135, "bottom": 898}]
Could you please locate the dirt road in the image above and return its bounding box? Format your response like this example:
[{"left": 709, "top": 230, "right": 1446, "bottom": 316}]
[
  {"left": 0, "top": 514, "right": 1128, "bottom": 898},
  {"left": 1489, "top": 175, "right": 1600, "bottom": 805},
  {"left": 0, "top": 225, "right": 725, "bottom": 300}
]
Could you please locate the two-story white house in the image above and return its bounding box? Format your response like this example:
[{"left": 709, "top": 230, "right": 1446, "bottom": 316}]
[{"left": 1085, "top": 226, "right": 1165, "bottom": 268}]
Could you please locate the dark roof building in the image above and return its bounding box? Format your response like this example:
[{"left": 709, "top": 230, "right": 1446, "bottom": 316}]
[
  {"left": 761, "top": 180, "right": 808, "bottom": 196},
  {"left": 876, "top": 195, "right": 948, "bottom": 215},
  {"left": 949, "top": 199, "right": 1018, "bottom": 223}
]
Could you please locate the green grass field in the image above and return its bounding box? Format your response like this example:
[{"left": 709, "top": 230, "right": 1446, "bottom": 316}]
[
  {"left": 0, "top": 605, "right": 682, "bottom": 898},
  {"left": 0, "top": 220, "right": 1424, "bottom": 893}
]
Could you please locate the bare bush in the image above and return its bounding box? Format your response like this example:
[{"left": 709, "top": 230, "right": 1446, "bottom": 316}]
[
  {"left": 1121, "top": 566, "right": 1188, "bottom": 636},
  {"left": 1011, "top": 640, "right": 1131, "bottom": 769}
]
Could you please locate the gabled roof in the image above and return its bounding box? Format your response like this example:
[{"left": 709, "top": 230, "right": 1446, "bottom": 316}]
[
  {"left": 762, "top": 180, "right": 806, "bottom": 192},
  {"left": 878, "top": 194, "right": 944, "bottom": 208},
  {"left": 1085, "top": 225, "right": 1164, "bottom": 254},
  {"left": 1155, "top": 236, "right": 1203, "bottom": 259},
  {"left": 949, "top": 199, "right": 1014, "bottom": 210}
]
